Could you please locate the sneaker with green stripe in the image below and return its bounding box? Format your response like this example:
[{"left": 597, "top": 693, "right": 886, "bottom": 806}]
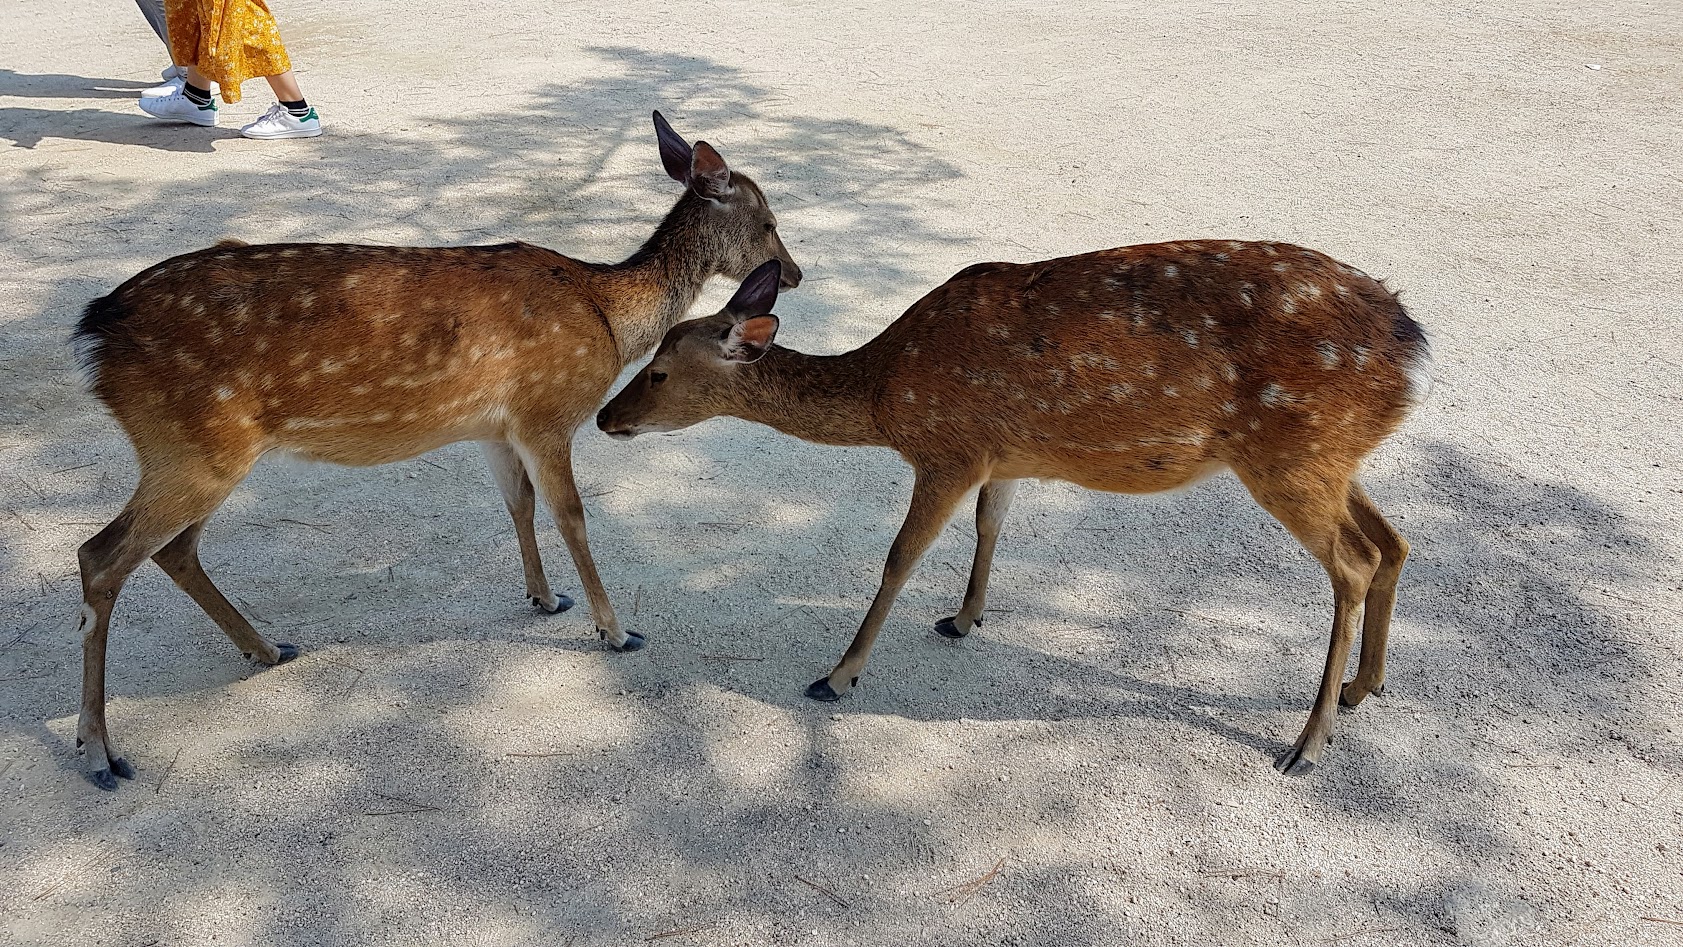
[
  {"left": 138, "top": 91, "right": 219, "bottom": 127},
  {"left": 240, "top": 104, "right": 323, "bottom": 140}
]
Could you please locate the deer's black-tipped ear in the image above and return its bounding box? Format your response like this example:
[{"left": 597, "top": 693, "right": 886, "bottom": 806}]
[
  {"left": 653, "top": 110, "right": 693, "bottom": 185},
  {"left": 722, "top": 315, "right": 779, "bottom": 363},
  {"left": 725, "top": 260, "right": 781, "bottom": 318},
  {"left": 689, "top": 141, "right": 733, "bottom": 199}
]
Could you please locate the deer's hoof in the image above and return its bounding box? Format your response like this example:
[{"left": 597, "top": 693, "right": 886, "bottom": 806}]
[
  {"left": 533, "top": 593, "right": 575, "bottom": 615},
  {"left": 1338, "top": 681, "right": 1384, "bottom": 709},
  {"left": 274, "top": 643, "right": 301, "bottom": 664},
  {"left": 805, "top": 676, "right": 858, "bottom": 702},
  {"left": 109, "top": 756, "right": 136, "bottom": 780},
  {"left": 89, "top": 767, "right": 119, "bottom": 791},
  {"left": 1273, "top": 744, "right": 1321, "bottom": 776},
  {"left": 934, "top": 616, "right": 969, "bottom": 639},
  {"left": 601, "top": 629, "right": 646, "bottom": 652}
]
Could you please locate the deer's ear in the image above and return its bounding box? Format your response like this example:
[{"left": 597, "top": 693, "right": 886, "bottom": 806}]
[
  {"left": 653, "top": 110, "right": 693, "bottom": 185},
  {"left": 689, "top": 141, "right": 734, "bottom": 199},
  {"left": 721, "top": 315, "right": 779, "bottom": 363},
  {"left": 725, "top": 260, "right": 781, "bottom": 318}
]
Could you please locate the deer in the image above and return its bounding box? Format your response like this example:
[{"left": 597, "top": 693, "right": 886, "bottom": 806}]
[
  {"left": 597, "top": 244, "right": 1431, "bottom": 774},
  {"left": 68, "top": 111, "right": 802, "bottom": 790}
]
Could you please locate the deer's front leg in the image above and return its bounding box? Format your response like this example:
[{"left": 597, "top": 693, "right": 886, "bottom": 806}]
[
  {"left": 935, "top": 478, "right": 1018, "bottom": 639},
  {"left": 806, "top": 468, "right": 979, "bottom": 701},
  {"left": 522, "top": 438, "right": 641, "bottom": 652}
]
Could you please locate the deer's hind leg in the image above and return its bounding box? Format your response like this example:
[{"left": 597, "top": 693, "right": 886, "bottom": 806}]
[
  {"left": 77, "top": 462, "right": 250, "bottom": 789},
  {"left": 1337, "top": 481, "right": 1409, "bottom": 709},
  {"left": 152, "top": 518, "right": 298, "bottom": 665},
  {"left": 482, "top": 441, "right": 572, "bottom": 615},
  {"left": 1233, "top": 464, "right": 1380, "bottom": 776},
  {"left": 936, "top": 479, "right": 1019, "bottom": 639}
]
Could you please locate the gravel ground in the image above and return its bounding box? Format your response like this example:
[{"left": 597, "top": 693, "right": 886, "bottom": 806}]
[{"left": 2, "top": 1, "right": 1680, "bottom": 945}]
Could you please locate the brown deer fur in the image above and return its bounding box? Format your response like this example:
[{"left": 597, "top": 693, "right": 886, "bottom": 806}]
[
  {"left": 69, "top": 112, "right": 801, "bottom": 790},
  {"left": 598, "top": 242, "right": 1431, "bottom": 774}
]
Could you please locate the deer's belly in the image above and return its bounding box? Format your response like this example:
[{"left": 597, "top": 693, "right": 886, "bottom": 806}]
[{"left": 994, "top": 447, "right": 1227, "bottom": 495}]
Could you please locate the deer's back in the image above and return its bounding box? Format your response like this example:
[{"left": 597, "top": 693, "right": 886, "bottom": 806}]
[
  {"left": 76, "top": 242, "right": 620, "bottom": 466},
  {"left": 868, "top": 241, "right": 1430, "bottom": 491}
]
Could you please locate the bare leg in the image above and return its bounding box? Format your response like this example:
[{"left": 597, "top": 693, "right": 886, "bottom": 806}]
[
  {"left": 1234, "top": 465, "right": 1380, "bottom": 775},
  {"left": 481, "top": 442, "right": 570, "bottom": 613},
  {"left": 522, "top": 439, "right": 637, "bottom": 651},
  {"left": 152, "top": 519, "right": 297, "bottom": 664},
  {"left": 77, "top": 469, "right": 243, "bottom": 789},
  {"left": 263, "top": 70, "right": 304, "bottom": 102},
  {"left": 936, "top": 479, "right": 1018, "bottom": 639},
  {"left": 807, "top": 467, "right": 980, "bottom": 700},
  {"left": 1339, "top": 482, "right": 1410, "bottom": 708},
  {"left": 185, "top": 65, "right": 211, "bottom": 88}
]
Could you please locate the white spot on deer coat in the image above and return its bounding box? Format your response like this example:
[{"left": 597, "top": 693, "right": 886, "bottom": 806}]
[
  {"left": 1181, "top": 329, "right": 1199, "bottom": 348},
  {"left": 1220, "top": 400, "right": 1238, "bottom": 415},
  {"left": 1162, "top": 385, "right": 1179, "bottom": 397},
  {"left": 215, "top": 386, "right": 234, "bottom": 401},
  {"left": 1351, "top": 346, "right": 1371, "bottom": 369},
  {"left": 1163, "top": 264, "right": 1178, "bottom": 278},
  {"left": 1259, "top": 383, "right": 1289, "bottom": 407},
  {"left": 1316, "top": 342, "right": 1340, "bottom": 368}
]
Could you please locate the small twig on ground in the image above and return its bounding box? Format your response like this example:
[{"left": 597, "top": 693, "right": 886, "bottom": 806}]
[
  {"left": 0, "top": 624, "right": 38, "bottom": 654},
  {"left": 794, "top": 873, "right": 851, "bottom": 908},
  {"left": 754, "top": 604, "right": 809, "bottom": 635},
  {"left": 37, "top": 572, "right": 52, "bottom": 594},
  {"left": 1641, "top": 916, "right": 1683, "bottom": 928},
  {"left": 363, "top": 789, "right": 441, "bottom": 816},
  {"left": 581, "top": 487, "right": 616, "bottom": 499},
  {"left": 932, "top": 856, "right": 1006, "bottom": 905},
  {"left": 645, "top": 925, "right": 710, "bottom": 941},
  {"left": 632, "top": 585, "right": 643, "bottom": 617},
  {"left": 420, "top": 458, "right": 448, "bottom": 472},
  {"left": 1198, "top": 866, "right": 1285, "bottom": 882},
  {"left": 155, "top": 746, "right": 183, "bottom": 795},
  {"left": 697, "top": 521, "right": 748, "bottom": 530},
  {"left": 30, "top": 846, "right": 110, "bottom": 901},
  {"left": 505, "top": 750, "right": 576, "bottom": 759},
  {"left": 50, "top": 461, "right": 96, "bottom": 475},
  {"left": 5, "top": 508, "right": 38, "bottom": 532},
  {"left": 277, "top": 518, "right": 334, "bottom": 533},
  {"left": 1320, "top": 928, "right": 1400, "bottom": 944}
]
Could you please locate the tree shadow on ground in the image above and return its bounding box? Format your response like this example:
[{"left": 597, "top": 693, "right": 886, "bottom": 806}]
[{"left": 1, "top": 44, "right": 1673, "bottom": 947}]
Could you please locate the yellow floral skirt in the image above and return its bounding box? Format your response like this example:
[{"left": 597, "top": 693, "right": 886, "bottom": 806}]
[{"left": 165, "top": 0, "right": 292, "bottom": 104}]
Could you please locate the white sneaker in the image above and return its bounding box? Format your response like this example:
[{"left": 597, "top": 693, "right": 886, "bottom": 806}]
[
  {"left": 144, "top": 74, "right": 219, "bottom": 98},
  {"left": 138, "top": 91, "right": 219, "bottom": 127},
  {"left": 160, "top": 64, "right": 184, "bottom": 81},
  {"left": 240, "top": 103, "right": 323, "bottom": 140}
]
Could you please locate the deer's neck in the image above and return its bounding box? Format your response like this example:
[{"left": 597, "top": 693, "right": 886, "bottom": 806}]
[
  {"left": 597, "top": 193, "right": 719, "bottom": 364},
  {"left": 730, "top": 346, "right": 885, "bottom": 448}
]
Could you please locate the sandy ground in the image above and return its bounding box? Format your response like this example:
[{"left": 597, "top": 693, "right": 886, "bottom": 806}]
[{"left": 2, "top": 1, "right": 1681, "bottom": 944}]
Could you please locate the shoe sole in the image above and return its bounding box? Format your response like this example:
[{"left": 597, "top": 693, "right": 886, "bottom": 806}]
[
  {"left": 240, "top": 127, "right": 323, "bottom": 140},
  {"left": 139, "top": 111, "right": 219, "bottom": 127}
]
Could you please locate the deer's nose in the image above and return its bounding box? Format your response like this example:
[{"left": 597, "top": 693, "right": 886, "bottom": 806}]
[{"left": 779, "top": 262, "right": 803, "bottom": 289}]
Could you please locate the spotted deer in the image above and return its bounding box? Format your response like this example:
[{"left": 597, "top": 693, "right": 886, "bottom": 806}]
[
  {"left": 599, "top": 244, "right": 1430, "bottom": 774},
  {"left": 69, "top": 111, "right": 801, "bottom": 790}
]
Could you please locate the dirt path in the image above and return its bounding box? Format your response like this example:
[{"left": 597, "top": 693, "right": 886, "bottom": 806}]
[{"left": 2, "top": 1, "right": 1680, "bottom": 944}]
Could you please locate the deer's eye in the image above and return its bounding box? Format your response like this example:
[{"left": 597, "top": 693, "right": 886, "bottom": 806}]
[
  {"left": 763, "top": 222, "right": 776, "bottom": 232},
  {"left": 650, "top": 371, "right": 668, "bottom": 385}
]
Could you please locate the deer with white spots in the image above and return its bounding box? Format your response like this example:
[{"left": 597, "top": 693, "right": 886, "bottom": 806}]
[
  {"left": 598, "top": 242, "right": 1430, "bottom": 774},
  {"left": 68, "top": 111, "right": 801, "bottom": 790}
]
